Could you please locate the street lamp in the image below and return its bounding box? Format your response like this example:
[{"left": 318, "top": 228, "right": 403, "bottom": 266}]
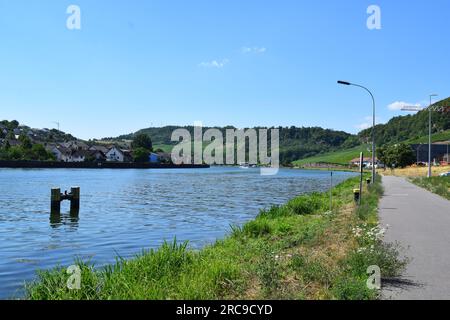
[
  {"left": 428, "top": 94, "right": 438, "bottom": 178},
  {"left": 338, "top": 81, "right": 376, "bottom": 183}
]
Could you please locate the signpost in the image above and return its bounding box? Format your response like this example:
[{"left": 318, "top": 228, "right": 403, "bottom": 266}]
[
  {"left": 330, "top": 171, "right": 333, "bottom": 212},
  {"left": 359, "top": 152, "right": 363, "bottom": 206}
]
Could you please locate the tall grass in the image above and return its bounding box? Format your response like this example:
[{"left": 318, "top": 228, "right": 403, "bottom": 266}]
[
  {"left": 382, "top": 165, "right": 450, "bottom": 178},
  {"left": 412, "top": 176, "right": 450, "bottom": 200}
]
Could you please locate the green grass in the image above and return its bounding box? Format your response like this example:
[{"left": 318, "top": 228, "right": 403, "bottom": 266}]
[
  {"left": 25, "top": 175, "right": 406, "bottom": 300},
  {"left": 405, "top": 130, "right": 450, "bottom": 145},
  {"left": 152, "top": 144, "right": 174, "bottom": 153},
  {"left": 411, "top": 176, "right": 450, "bottom": 200},
  {"left": 293, "top": 145, "right": 370, "bottom": 167}
]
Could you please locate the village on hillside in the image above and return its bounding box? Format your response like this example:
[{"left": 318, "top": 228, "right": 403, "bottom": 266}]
[
  {"left": 47, "top": 141, "right": 172, "bottom": 164},
  {"left": 0, "top": 120, "right": 172, "bottom": 164}
]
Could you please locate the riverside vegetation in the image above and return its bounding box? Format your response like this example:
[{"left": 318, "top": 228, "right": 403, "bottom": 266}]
[{"left": 26, "top": 175, "right": 407, "bottom": 300}]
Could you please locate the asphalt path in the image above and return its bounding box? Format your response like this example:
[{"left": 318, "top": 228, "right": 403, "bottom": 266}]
[{"left": 379, "top": 176, "right": 450, "bottom": 300}]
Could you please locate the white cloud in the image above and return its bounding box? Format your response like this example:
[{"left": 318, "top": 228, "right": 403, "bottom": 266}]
[
  {"left": 198, "top": 59, "right": 229, "bottom": 68},
  {"left": 387, "top": 101, "right": 422, "bottom": 111},
  {"left": 241, "top": 46, "right": 267, "bottom": 54},
  {"left": 355, "top": 116, "right": 384, "bottom": 131}
]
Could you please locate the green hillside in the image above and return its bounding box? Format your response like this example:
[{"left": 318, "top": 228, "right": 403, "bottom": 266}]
[
  {"left": 293, "top": 145, "right": 370, "bottom": 166},
  {"left": 359, "top": 97, "right": 450, "bottom": 146},
  {"left": 405, "top": 129, "right": 450, "bottom": 145},
  {"left": 109, "top": 126, "right": 360, "bottom": 165}
]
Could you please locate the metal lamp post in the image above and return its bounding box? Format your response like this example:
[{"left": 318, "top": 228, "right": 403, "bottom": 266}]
[
  {"left": 428, "top": 94, "right": 438, "bottom": 178},
  {"left": 338, "top": 81, "right": 376, "bottom": 183}
]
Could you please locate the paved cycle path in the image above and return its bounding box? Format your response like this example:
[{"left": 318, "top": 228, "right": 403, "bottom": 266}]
[{"left": 379, "top": 176, "right": 450, "bottom": 300}]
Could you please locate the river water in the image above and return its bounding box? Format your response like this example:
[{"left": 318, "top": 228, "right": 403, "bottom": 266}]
[{"left": 0, "top": 167, "right": 357, "bottom": 298}]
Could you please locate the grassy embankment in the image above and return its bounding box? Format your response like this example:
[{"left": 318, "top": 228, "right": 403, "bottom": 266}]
[
  {"left": 293, "top": 145, "right": 369, "bottom": 167},
  {"left": 411, "top": 176, "right": 450, "bottom": 200},
  {"left": 26, "top": 175, "right": 406, "bottom": 300}
]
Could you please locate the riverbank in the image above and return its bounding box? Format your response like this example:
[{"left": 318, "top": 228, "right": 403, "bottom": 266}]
[
  {"left": 293, "top": 166, "right": 361, "bottom": 173},
  {"left": 0, "top": 160, "right": 210, "bottom": 169},
  {"left": 25, "top": 175, "right": 406, "bottom": 300}
]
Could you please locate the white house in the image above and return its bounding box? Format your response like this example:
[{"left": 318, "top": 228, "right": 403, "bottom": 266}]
[
  {"left": 71, "top": 151, "right": 88, "bottom": 162},
  {"left": 50, "top": 146, "right": 72, "bottom": 162},
  {"left": 106, "top": 147, "right": 126, "bottom": 162}
]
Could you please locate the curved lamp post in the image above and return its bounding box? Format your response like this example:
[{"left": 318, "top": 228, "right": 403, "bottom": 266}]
[{"left": 338, "top": 81, "right": 376, "bottom": 184}]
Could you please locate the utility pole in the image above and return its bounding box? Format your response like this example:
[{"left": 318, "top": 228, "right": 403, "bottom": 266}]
[
  {"left": 447, "top": 142, "right": 449, "bottom": 163},
  {"left": 401, "top": 94, "right": 441, "bottom": 178},
  {"left": 428, "top": 94, "right": 438, "bottom": 178},
  {"left": 417, "top": 144, "right": 422, "bottom": 165}
]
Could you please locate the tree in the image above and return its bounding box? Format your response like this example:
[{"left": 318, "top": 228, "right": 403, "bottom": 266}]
[
  {"left": 131, "top": 133, "right": 153, "bottom": 151},
  {"left": 31, "top": 144, "right": 54, "bottom": 161},
  {"left": 0, "top": 148, "right": 8, "bottom": 160},
  {"left": 8, "top": 120, "right": 19, "bottom": 130},
  {"left": 133, "top": 147, "right": 150, "bottom": 163},
  {"left": 8, "top": 146, "right": 23, "bottom": 160},
  {"left": 19, "top": 135, "right": 32, "bottom": 149},
  {"left": 378, "top": 143, "right": 415, "bottom": 168},
  {"left": 6, "top": 131, "right": 14, "bottom": 140}
]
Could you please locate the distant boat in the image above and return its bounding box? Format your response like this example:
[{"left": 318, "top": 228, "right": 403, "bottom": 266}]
[
  {"left": 239, "top": 162, "right": 250, "bottom": 169},
  {"left": 239, "top": 163, "right": 258, "bottom": 169}
]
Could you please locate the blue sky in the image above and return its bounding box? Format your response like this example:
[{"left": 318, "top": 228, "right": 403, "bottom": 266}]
[{"left": 0, "top": 0, "right": 448, "bottom": 139}]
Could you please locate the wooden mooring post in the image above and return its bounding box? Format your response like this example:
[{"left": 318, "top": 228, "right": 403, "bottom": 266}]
[{"left": 51, "top": 187, "right": 80, "bottom": 215}]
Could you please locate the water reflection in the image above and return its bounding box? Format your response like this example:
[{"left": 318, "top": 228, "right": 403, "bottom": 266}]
[{"left": 49, "top": 210, "right": 79, "bottom": 229}]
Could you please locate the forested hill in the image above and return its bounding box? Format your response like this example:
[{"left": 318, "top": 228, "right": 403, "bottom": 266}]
[
  {"left": 112, "top": 126, "right": 360, "bottom": 165},
  {"left": 359, "top": 97, "right": 450, "bottom": 146}
]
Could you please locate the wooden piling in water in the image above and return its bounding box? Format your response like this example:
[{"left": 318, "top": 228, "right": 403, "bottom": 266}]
[
  {"left": 51, "top": 188, "right": 61, "bottom": 214},
  {"left": 50, "top": 187, "right": 80, "bottom": 215},
  {"left": 70, "top": 187, "right": 80, "bottom": 214}
]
